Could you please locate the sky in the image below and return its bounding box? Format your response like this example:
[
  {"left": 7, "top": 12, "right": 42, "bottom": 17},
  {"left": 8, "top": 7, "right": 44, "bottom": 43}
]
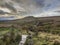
[{"left": 0, "top": 0, "right": 60, "bottom": 20}]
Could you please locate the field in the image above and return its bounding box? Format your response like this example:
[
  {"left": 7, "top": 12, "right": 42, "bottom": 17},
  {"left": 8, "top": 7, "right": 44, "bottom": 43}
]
[
  {"left": 0, "top": 25, "right": 60, "bottom": 45},
  {"left": 0, "top": 16, "right": 60, "bottom": 45}
]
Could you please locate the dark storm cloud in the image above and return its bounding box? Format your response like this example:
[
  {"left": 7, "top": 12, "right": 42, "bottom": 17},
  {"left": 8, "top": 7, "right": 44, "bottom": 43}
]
[
  {"left": 0, "top": 0, "right": 45, "bottom": 15},
  {"left": 5, "top": 3, "right": 17, "bottom": 12}
]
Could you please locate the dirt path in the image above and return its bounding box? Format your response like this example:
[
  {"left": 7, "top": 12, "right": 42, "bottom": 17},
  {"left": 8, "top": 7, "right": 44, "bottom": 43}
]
[{"left": 19, "top": 35, "right": 28, "bottom": 45}]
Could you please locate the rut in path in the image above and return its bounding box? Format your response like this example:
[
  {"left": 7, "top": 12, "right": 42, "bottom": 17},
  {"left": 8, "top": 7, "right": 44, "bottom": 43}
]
[{"left": 19, "top": 35, "right": 28, "bottom": 45}]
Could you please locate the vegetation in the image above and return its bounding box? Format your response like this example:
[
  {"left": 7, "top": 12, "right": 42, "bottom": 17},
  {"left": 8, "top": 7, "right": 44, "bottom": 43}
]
[
  {"left": 0, "top": 16, "right": 60, "bottom": 45},
  {"left": 0, "top": 26, "right": 21, "bottom": 45}
]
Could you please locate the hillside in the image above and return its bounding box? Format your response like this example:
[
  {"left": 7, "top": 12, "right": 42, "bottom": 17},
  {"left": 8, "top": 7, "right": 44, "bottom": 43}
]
[
  {"left": 0, "top": 16, "right": 60, "bottom": 45},
  {"left": 0, "top": 16, "right": 60, "bottom": 28}
]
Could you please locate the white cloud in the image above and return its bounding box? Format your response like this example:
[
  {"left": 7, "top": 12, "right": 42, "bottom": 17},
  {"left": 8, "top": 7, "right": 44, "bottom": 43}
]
[
  {"left": 0, "top": 7, "right": 11, "bottom": 13},
  {"left": 34, "top": 10, "right": 60, "bottom": 17}
]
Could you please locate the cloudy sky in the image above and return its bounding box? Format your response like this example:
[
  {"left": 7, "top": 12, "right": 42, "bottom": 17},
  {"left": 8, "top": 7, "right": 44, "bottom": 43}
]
[{"left": 0, "top": 0, "right": 60, "bottom": 20}]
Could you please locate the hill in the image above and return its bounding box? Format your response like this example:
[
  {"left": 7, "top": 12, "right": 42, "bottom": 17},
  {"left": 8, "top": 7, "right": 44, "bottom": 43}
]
[{"left": 0, "top": 16, "right": 60, "bottom": 28}]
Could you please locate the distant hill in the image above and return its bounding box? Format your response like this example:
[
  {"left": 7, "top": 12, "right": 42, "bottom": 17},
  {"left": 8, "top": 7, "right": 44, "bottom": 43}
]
[{"left": 0, "top": 16, "right": 60, "bottom": 27}]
